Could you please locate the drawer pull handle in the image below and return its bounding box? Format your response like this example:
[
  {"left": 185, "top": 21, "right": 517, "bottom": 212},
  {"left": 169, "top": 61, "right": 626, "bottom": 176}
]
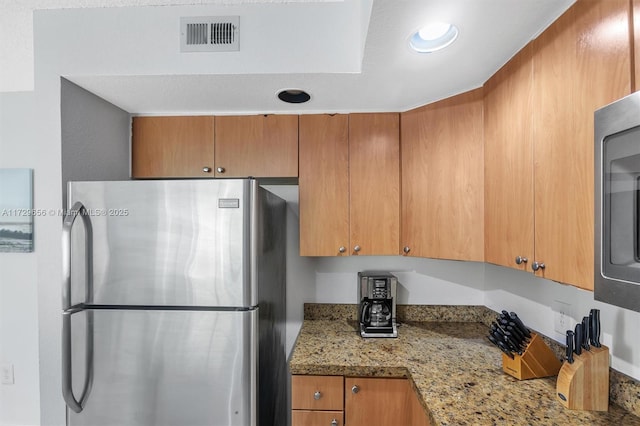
[
  {"left": 314, "top": 391, "right": 321, "bottom": 400},
  {"left": 351, "top": 385, "right": 359, "bottom": 394},
  {"left": 331, "top": 420, "right": 338, "bottom": 426}
]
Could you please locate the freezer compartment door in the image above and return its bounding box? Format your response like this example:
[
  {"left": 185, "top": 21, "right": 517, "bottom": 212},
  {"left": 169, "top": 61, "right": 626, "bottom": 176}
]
[
  {"left": 66, "top": 179, "right": 255, "bottom": 307},
  {"left": 65, "top": 308, "right": 257, "bottom": 426}
]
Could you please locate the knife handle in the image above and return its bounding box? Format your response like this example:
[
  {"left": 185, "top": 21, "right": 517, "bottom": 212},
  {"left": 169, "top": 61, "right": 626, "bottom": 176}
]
[
  {"left": 509, "top": 312, "right": 532, "bottom": 338},
  {"left": 497, "top": 340, "right": 515, "bottom": 359},
  {"left": 582, "top": 316, "right": 590, "bottom": 351},
  {"left": 503, "top": 331, "right": 522, "bottom": 354},
  {"left": 591, "top": 309, "right": 601, "bottom": 348},
  {"left": 574, "top": 324, "right": 583, "bottom": 356},
  {"left": 566, "top": 330, "right": 574, "bottom": 363},
  {"left": 508, "top": 322, "right": 527, "bottom": 343}
]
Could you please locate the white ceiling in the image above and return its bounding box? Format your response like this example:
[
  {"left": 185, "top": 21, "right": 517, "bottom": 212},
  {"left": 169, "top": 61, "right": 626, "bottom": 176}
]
[{"left": 6, "top": 0, "right": 577, "bottom": 113}]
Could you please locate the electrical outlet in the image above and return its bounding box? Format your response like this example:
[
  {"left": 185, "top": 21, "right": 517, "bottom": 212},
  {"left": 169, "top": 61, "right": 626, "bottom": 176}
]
[
  {"left": 1, "top": 363, "right": 14, "bottom": 385},
  {"left": 553, "top": 300, "right": 573, "bottom": 334}
]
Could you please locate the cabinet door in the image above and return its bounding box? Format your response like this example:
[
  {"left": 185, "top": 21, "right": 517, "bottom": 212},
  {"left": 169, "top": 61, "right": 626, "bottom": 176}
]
[
  {"left": 291, "top": 411, "right": 343, "bottom": 426},
  {"left": 401, "top": 89, "right": 484, "bottom": 261},
  {"left": 532, "top": 0, "right": 630, "bottom": 289},
  {"left": 214, "top": 115, "right": 298, "bottom": 178},
  {"left": 344, "top": 378, "right": 415, "bottom": 426},
  {"left": 131, "top": 116, "right": 214, "bottom": 178},
  {"left": 484, "top": 45, "right": 535, "bottom": 271},
  {"left": 349, "top": 113, "right": 400, "bottom": 256},
  {"left": 291, "top": 375, "right": 344, "bottom": 411},
  {"left": 634, "top": 0, "right": 640, "bottom": 90},
  {"left": 298, "top": 115, "right": 350, "bottom": 256}
]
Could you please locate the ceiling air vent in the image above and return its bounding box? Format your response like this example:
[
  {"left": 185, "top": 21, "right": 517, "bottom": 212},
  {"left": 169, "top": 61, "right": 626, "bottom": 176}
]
[{"left": 180, "top": 16, "right": 239, "bottom": 52}]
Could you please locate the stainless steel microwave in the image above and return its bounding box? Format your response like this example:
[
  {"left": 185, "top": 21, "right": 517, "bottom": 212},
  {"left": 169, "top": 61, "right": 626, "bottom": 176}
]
[{"left": 595, "top": 91, "right": 640, "bottom": 312}]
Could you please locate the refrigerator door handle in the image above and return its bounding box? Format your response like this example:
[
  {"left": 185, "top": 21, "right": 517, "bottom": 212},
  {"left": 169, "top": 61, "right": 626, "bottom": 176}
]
[
  {"left": 62, "top": 201, "right": 94, "bottom": 310},
  {"left": 62, "top": 308, "right": 94, "bottom": 413}
]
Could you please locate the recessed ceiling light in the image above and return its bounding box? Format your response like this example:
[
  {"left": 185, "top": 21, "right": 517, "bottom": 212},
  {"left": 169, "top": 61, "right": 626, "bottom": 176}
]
[
  {"left": 277, "top": 89, "right": 311, "bottom": 104},
  {"left": 409, "top": 22, "right": 459, "bottom": 53}
]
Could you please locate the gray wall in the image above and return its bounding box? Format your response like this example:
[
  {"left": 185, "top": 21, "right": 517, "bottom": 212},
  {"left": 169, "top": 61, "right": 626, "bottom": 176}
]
[{"left": 61, "top": 78, "right": 130, "bottom": 207}]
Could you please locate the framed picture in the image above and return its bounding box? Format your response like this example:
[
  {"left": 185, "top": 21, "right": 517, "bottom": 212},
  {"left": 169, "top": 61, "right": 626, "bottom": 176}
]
[{"left": 0, "top": 168, "right": 34, "bottom": 253}]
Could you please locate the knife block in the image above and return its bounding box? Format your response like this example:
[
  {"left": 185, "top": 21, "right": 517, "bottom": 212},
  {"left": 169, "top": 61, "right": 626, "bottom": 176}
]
[
  {"left": 501, "top": 333, "right": 562, "bottom": 380},
  {"left": 556, "top": 345, "right": 609, "bottom": 411}
]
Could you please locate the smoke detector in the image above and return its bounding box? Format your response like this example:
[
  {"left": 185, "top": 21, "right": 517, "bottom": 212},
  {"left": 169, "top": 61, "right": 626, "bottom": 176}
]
[{"left": 180, "top": 16, "right": 239, "bottom": 52}]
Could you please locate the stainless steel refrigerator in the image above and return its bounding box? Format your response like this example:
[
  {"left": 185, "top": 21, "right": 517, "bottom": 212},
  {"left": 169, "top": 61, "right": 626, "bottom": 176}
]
[{"left": 61, "top": 179, "right": 286, "bottom": 426}]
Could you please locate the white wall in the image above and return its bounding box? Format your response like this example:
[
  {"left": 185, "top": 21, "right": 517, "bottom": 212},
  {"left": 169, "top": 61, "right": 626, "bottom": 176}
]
[{"left": 0, "top": 92, "right": 42, "bottom": 426}]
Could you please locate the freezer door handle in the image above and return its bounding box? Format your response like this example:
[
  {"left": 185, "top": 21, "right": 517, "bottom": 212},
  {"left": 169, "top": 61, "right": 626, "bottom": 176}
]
[
  {"left": 62, "top": 202, "right": 94, "bottom": 310},
  {"left": 62, "top": 309, "right": 94, "bottom": 413}
]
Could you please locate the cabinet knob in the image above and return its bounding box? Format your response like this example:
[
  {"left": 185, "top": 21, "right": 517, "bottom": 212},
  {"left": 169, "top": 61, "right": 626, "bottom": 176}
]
[
  {"left": 313, "top": 391, "right": 321, "bottom": 400},
  {"left": 403, "top": 246, "right": 411, "bottom": 254},
  {"left": 353, "top": 245, "right": 361, "bottom": 253},
  {"left": 338, "top": 246, "right": 346, "bottom": 253},
  {"left": 532, "top": 261, "right": 545, "bottom": 271},
  {"left": 351, "top": 385, "right": 360, "bottom": 394},
  {"left": 202, "top": 167, "right": 212, "bottom": 173},
  {"left": 331, "top": 420, "right": 338, "bottom": 426},
  {"left": 515, "top": 256, "right": 528, "bottom": 265},
  {"left": 216, "top": 167, "right": 225, "bottom": 173}
]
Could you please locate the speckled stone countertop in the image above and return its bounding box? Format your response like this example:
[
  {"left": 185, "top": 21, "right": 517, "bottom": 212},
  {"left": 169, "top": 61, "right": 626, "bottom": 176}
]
[{"left": 289, "top": 305, "right": 640, "bottom": 426}]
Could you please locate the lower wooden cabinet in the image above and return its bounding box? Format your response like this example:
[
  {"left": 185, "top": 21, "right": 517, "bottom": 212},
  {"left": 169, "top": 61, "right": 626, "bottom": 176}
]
[
  {"left": 291, "top": 410, "right": 343, "bottom": 426},
  {"left": 291, "top": 375, "right": 430, "bottom": 426}
]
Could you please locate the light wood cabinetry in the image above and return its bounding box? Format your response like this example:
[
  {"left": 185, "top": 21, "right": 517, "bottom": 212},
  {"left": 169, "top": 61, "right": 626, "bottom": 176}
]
[
  {"left": 132, "top": 114, "right": 298, "bottom": 179},
  {"left": 345, "top": 377, "right": 429, "bottom": 426},
  {"left": 298, "top": 113, "right": 400, "bottom": 256},
  {"left": 214, "top": 115, "right": 298, "bottom": 177},
  {"left": 484, "top": 44, "right": 535, "bottom": 272},
  {"left": 349, "top": 113, "right": 401, "bottom": 256},
  {"left": 484, "top": 0, "right": 631, "bottom": 290},
  {"left": 291, "top": 375, "right": 429, "bottom": 426},
  {"left": 634, "top": 0, "right": 640, "bottom": 91},
  {"left": 531, "top": 0, "right": 630, "bottom": 289},
  {"left": 291, "top": 375, "right": 344, "bottom": 426},
  {"left": 131, "top": 116, "right": 215, "bottom": 178},
  {"left": 401, "top": 89, "right": 484, "bottom": 261},
  {"left": 298, "top": 114, "right": 350, "bottom": 256}
]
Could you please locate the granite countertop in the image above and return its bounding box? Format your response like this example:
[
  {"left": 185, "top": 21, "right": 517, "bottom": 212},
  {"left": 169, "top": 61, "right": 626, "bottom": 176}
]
[{"left": 289, "top": 316, "right": 640, "bottom": 425}]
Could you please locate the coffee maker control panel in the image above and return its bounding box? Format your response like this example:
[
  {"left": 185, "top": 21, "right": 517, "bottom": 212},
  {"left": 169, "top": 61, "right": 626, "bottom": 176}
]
[{"left": 372, "top": 279, "right": 388, "bottom": 299}]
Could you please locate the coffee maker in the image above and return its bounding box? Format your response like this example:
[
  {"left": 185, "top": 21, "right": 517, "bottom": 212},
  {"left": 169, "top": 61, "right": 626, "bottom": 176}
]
[{"left": 358, "top": 271, "right": 397, "bottom": 338}]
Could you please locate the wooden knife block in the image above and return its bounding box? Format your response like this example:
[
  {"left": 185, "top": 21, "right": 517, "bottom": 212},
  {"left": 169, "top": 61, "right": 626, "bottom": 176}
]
[
  {"left": 501, "top": 333, "right": 562, "bottom": 380},
  {"left": 556, "top": 345, "right": 609, "bottom": 411}
]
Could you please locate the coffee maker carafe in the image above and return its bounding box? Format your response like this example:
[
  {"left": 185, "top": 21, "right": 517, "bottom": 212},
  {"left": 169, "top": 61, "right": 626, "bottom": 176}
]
[{"left": 358, "top": 272, "right": 397, "bottom": 338}]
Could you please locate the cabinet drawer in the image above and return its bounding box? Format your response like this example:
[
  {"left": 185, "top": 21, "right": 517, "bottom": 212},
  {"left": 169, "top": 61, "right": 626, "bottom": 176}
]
[
  {"left": 291, "top": 410, "right": 343, "bottom": 426},
  {"left": 291, "top": 375, "right": 344, "bottom": 410}
]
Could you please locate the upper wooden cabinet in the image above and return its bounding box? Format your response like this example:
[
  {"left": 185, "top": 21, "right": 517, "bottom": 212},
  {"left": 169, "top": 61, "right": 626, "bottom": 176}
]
[
  {"left": 401, "top": 89, "right": 484, "bottom": 261},
  {"left": 132, "top": 116, "right": 215, "bottom": 178},
  {"left": 131, "top": 114, "right": 298, "bottom": 179},
  {"left": 298, "top": 113, "right": 400, "bottom": 256},
  {"left": 531, "top": 0, "right": 630, "bottom": 290},
  {"left": 485, "top": 0, "right": 631, "bottom": 290},
  {"left": 484, "top": 45, "right": 535, "bottom": 272},
  {"left": 349, "top": 113, "right": 400, "bottom": 256},
  {"left": 214, "top": 115, "right": 298, "bottom": 178},
  {"left": 299, "top": 114, "right": 350, "bottom": 256}
]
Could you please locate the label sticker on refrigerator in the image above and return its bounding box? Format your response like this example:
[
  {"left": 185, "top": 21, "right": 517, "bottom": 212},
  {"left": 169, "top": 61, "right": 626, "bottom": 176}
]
[{"left": 218, "top": 198, "right": 240, "bottom": 208}]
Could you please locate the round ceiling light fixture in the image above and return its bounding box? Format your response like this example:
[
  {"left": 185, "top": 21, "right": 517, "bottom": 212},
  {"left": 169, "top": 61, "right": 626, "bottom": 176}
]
[
  {"left": 277, "top": 89, "right": 311, "bottom": 104},
  {"left": 409, "top": 22, "right": 459, "bottom": 53}
]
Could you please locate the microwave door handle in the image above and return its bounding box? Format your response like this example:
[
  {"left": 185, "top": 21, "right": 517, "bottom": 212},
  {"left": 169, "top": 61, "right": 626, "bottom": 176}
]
[{"left": 62, "top": 202, "right": 94, "bottom": 310}]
